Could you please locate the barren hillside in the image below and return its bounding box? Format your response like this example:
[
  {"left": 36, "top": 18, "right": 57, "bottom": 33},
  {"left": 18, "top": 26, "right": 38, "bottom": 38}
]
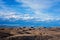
[{"left": 0, "top": 27, "right": 60, "bottom": 40}]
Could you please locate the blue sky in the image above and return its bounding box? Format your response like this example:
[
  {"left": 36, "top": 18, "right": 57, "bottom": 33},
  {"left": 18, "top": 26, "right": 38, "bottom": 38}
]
[{"left": 0, "top": 0, "right": 60, "bottom": 27}]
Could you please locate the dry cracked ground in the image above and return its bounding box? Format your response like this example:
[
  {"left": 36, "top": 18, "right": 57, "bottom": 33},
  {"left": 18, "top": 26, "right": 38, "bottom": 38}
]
[{"left": 0, "top": 27, "right": 60, "bottom": 40}]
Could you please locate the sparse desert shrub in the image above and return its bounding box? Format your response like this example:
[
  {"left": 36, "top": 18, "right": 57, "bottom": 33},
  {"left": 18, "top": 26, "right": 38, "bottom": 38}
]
[
  {"left": 31, "top": 27, "right": 34, "bottom": 28},
  {"left": 43, "top": 32, "right": 45, "bottom": 34},
  {"left": 38, "top": 28, "right": 41, "bottom": 30},
  {"left": 0, "top": 28, "right": 5, "bottom": 30},
  {"left": 23, "top": 27, "right": 26, "bottom": 28},
  {"left": 24, "top": 31, "right": 31, "bottom": 34},
  {"left": 17, "top": 31, "right": 24, "bottom": 34},
  {"left": 43, "top": 27, "right": 47, "bottom": 28},
  {"left": 19, "top": 27, "right": 22, "bottom": 29},
  {"left": 28, "top": 28, "right": 34, "bottom": 31},
  {"left": 9, "top": 28, "right": 14, "bottom": 30},
  {"left": 29, "top": 28, "right": 32, "bottom": 30},
  {"left": 22, "top": 30, "right": 27, "bottom": 32}
]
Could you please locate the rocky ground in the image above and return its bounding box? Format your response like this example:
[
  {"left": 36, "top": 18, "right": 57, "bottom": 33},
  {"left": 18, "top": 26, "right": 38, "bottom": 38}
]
[{"left": 0, "top": 27, "right": 60, "bottom": 40}]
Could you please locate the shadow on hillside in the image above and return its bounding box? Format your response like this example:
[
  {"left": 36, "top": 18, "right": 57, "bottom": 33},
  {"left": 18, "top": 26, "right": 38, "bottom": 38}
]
[
  {"left": 6, "top": 35, "right": 53, "bottom": 40},
  {"left": 0, "top": 32, "right": 13, "bottom": 40}
]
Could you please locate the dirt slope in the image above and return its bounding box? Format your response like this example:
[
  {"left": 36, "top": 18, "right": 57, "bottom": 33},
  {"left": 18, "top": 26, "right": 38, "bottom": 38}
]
[{"left": 0, "top": 27, "right": 60, "bottom": 40}]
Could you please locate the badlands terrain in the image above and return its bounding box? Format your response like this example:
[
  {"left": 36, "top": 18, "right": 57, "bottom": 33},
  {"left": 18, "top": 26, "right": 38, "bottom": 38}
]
[{"left": 0, "top": 27, "right": 60, "bottom": 40}]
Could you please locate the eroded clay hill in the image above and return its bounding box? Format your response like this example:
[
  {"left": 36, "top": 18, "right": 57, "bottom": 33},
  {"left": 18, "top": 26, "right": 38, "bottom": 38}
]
[{"left": 0, "top": 27, "right": 60, "bottom": 40}]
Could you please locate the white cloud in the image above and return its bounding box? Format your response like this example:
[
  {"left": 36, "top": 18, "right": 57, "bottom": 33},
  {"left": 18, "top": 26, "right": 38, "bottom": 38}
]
[
  {"left": 0, "top": 11, "right": 34, "bottom": 21},
  {"left": 15, "top": 0, "right": 60, "bottom": 21},
  {"left": 16, "top": 0, "right": 56, "bottom": 10},
  {"left": 0, "top": 0, "right": 60, "bottom": 22}
]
